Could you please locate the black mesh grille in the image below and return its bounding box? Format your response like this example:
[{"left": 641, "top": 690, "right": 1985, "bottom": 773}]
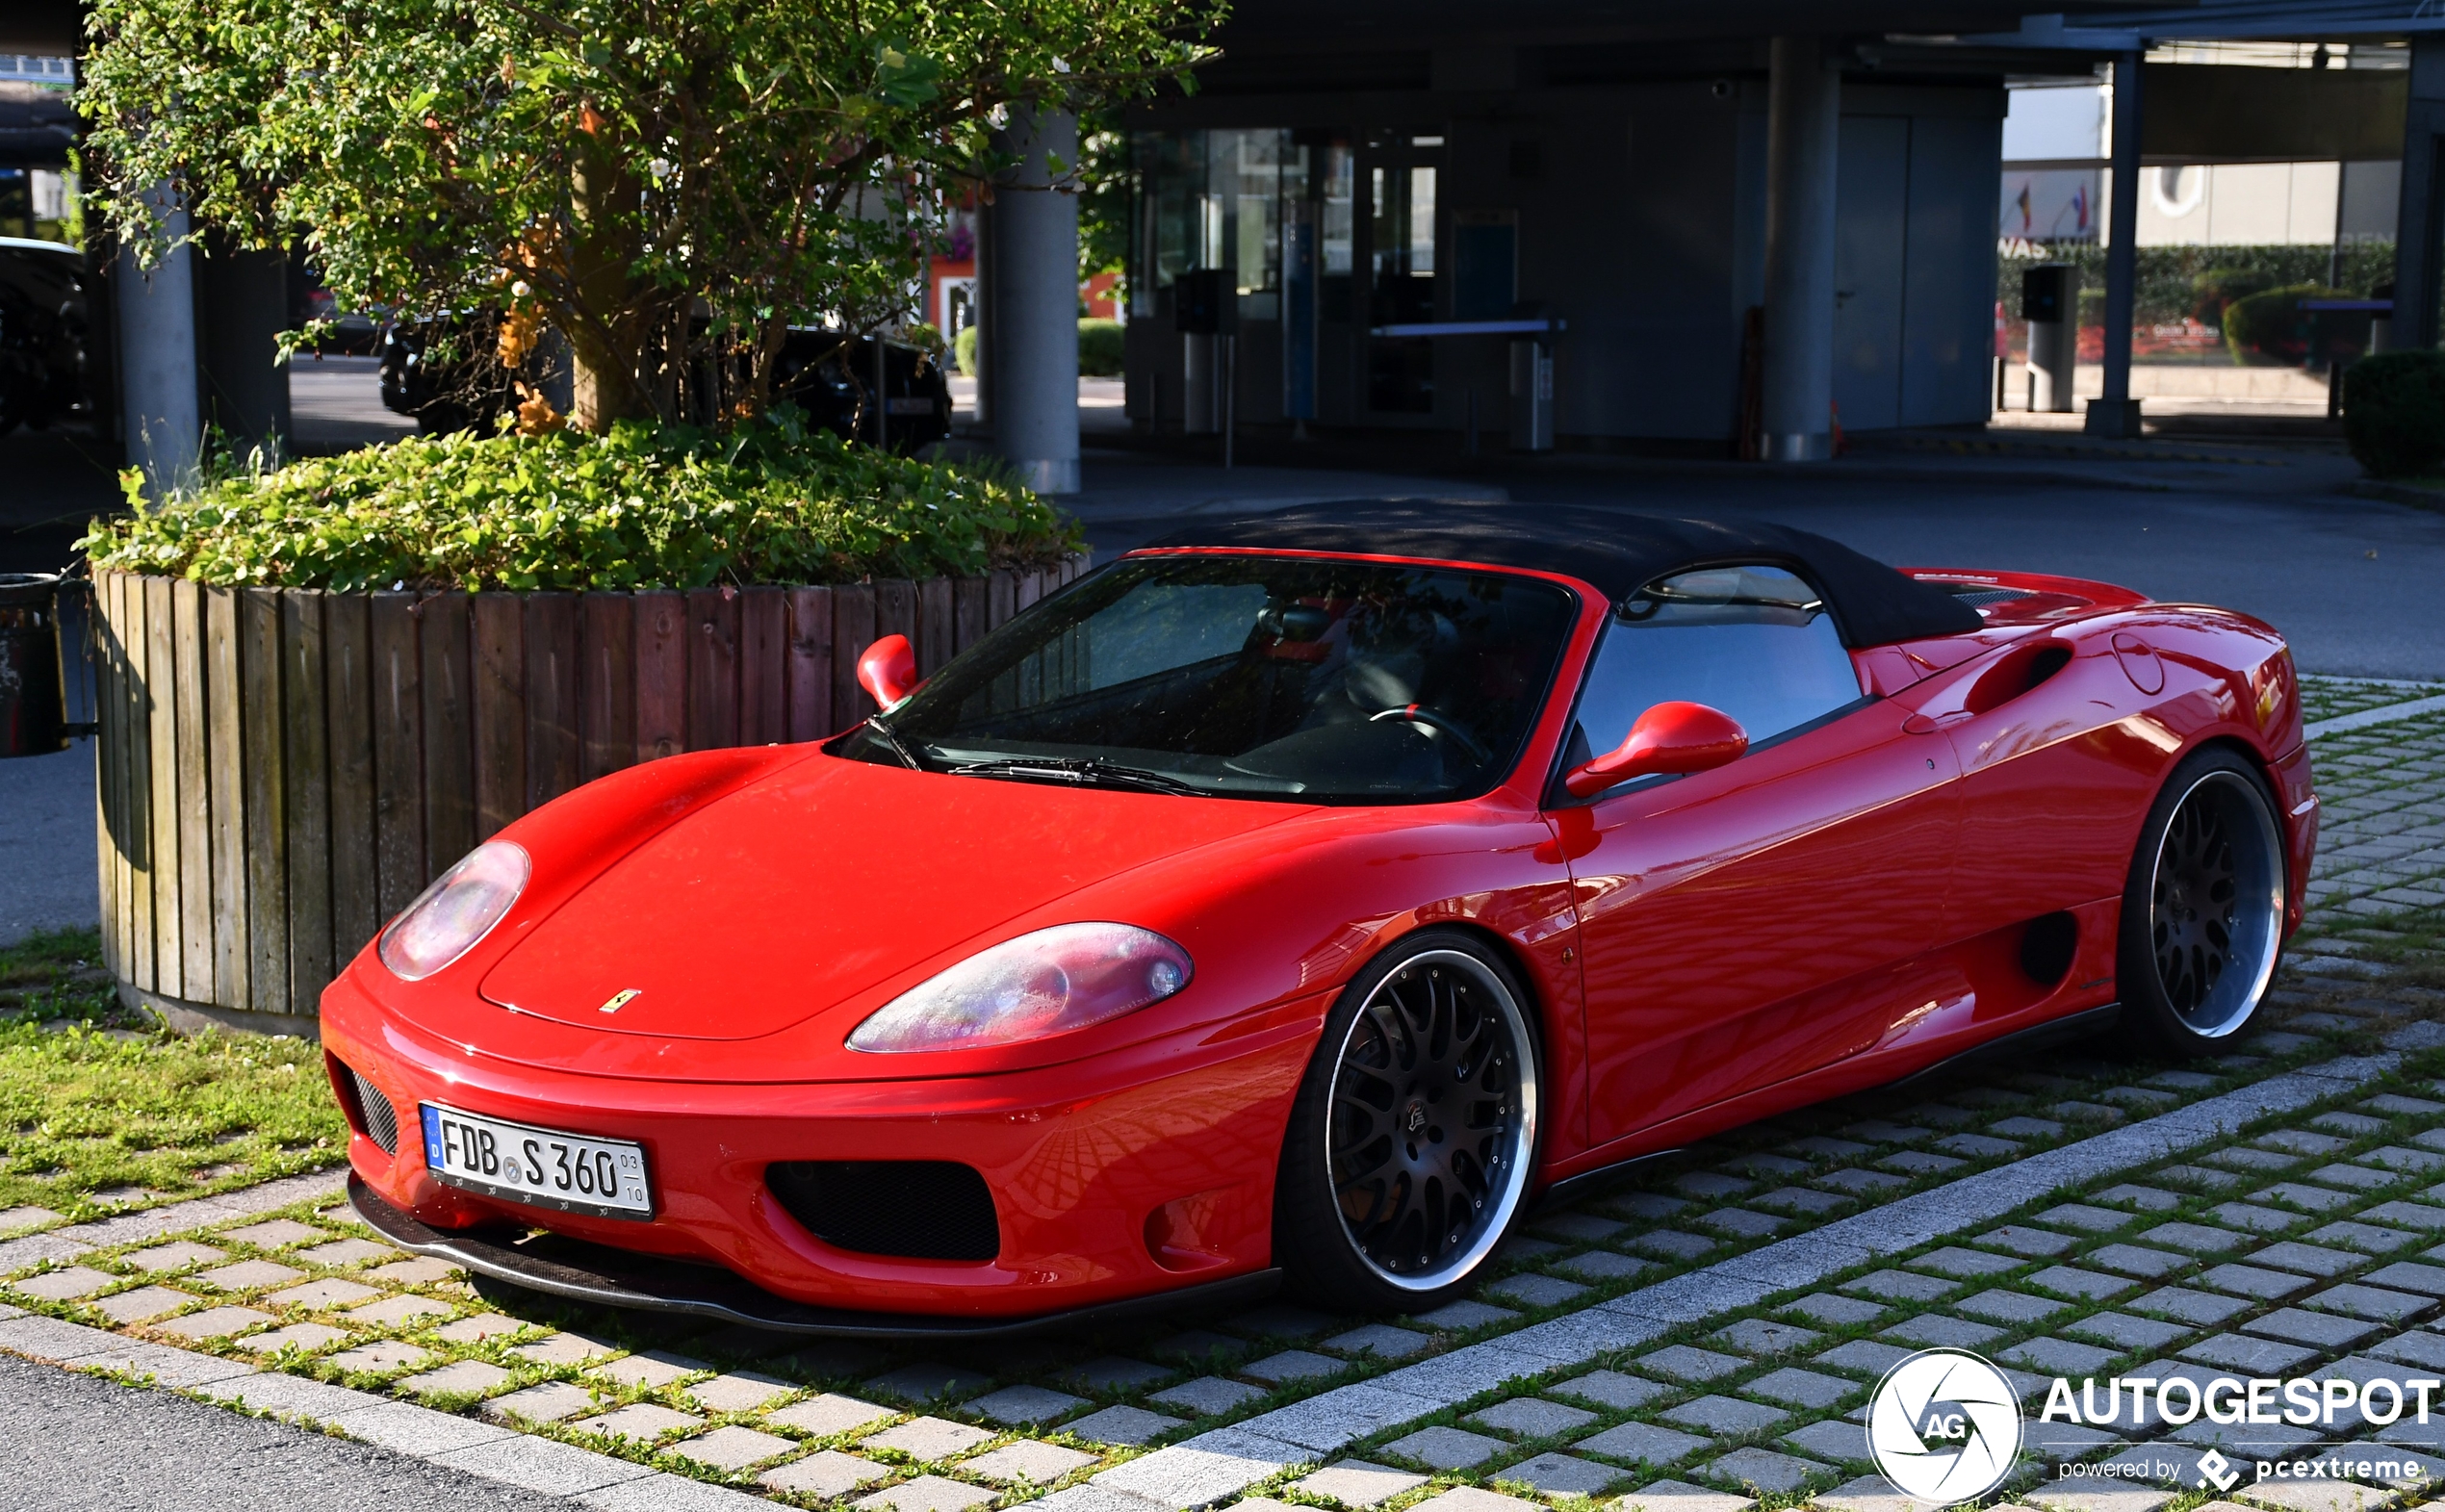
[
  {"left": 766, "top": 1161, "right": 999, "bottom": 1262},
  {"left": 1948, "top": 585, "right": 2037, "bottom": 609},
  {"left": 346, "top": 1065, "right": 400, "bottom": 1154}
]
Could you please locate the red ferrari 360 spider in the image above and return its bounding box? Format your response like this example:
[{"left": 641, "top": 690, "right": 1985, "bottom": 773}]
[{"left": 326, "top": 502, "right": 2315, "bottom": 1336}]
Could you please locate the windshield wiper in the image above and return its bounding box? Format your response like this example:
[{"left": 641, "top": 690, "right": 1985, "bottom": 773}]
[
  {"left": 862, "top": 714, "right": 930, "bottom": 773},
  {"left": 945, "top": 756, "right": 1204, "bottom": 796}
]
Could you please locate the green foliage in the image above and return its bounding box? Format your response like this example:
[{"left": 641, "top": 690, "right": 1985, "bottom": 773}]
[
  {"left": 2345, "top": 350, "right": 2445, "bottom": 479},
  {"left": 80, "top": 0, "right": 1220, "bottom": 430},
  {"left": 1078, "top": 319, "right": 1125, "bottom": 376},
  {"left": 80, "top": 412, "right": 1080, "bottom": 592},
  {"left": 2223, "top": 284, "right": 2369, "bottom": 368},
  {"left": 0, "top": 930, "right": 345, "bottom": 1218},
  {"left": 955, "top": 322, "right": 979, "bottom": 377},
  {"left": 1999, "top": 243, "right": 2395, "bottom": 331},
  {"left": 1077, "top": 112, "right": 1133, "bottom": 283}
]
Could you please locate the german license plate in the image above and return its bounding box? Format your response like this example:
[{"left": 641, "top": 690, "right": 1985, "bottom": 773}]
[{"left": 418, "top": 1103, "right": 654, "bottom": 1219}]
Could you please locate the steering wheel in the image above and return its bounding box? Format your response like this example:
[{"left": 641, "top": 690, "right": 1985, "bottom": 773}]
[{"left": 1370, "top": 705, "right": 1493, "bottom": 764}]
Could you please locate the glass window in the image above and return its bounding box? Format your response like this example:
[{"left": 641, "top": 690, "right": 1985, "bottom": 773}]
[
  {"left": 1567, "top": 565, "right": 1864, "bottom": 770},
  {"left": 837, "top": 555, "right": 1578, "bottom": 805}
]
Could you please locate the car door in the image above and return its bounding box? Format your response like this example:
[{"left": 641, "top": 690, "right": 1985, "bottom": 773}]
[{"left": 1558, "top": 565, "right": 1966, "bottom": 1146}]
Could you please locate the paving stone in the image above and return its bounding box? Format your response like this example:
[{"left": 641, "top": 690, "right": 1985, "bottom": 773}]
[
  {"left": 1578, "top": 1421, "right": 1713, "bottom": 1466},
  {"left": 1149, "top": 1329, "right": 1246, "bottom": 1366},
  {"left": 2308, "top": 1221, "right": 2425, "bottom": 1253},
  {"left": 2028, "top": 1266, "right": 2137, "bottom": 1300},
  {"left": 1783, "top": 1294, "right": 1886, "bottom": 1327},
  {"left": 2362, "top": 1147, "right": 2445, "bottom": 1175},
  {"left": 1608, "top": 1194, "right": 1691, "bottom": 1220},
  {"left": 963, "top": 1441, "right": 1098, "bottom": 1485},
  {"left": 1409, "top": 1490, "right": 1540, "bottom": 1512},
  {"left": 2212, "top": 1202, "right": 2309, "bottom": 1234},
  {"left": 1535, "top": 1213, "right": 1631, "bottom": 1243},
  {"left": 1417, "top": 1298, "right": 1521, "bottom": 1331},
  {"left": 1959, "top": 1289, "right": 2072, "bottom": 1324},
  {"left": 1677, "top": 1173, "right": 1755, "bottom": 1200},
  {"left": 0, "top": 1207, "right": 62, "bottom": 1234},
  {"left": 1557, "top": 1250, "right": 1658, "bottom": 1283},
  {"left": 2307, "top": 1164, "right": 2402, "bottom": 1194},
  {"left": 93, "top": 1287, "right": 197, "bottom": 1325},
  {"left": 863, "top": 1363, "right": 993, "bottom": 1403},
  {"left": 1782, "top": 1136, "right": 1870, "bottom": 1161},
  {"left": 1815, "top": 1169, "right": 1910, "bottom": 1197},
  {"left": 483, "top": 1382, "right": 597, "bottom": 1424},
  {"left": 2140, "top": 1222, "right": 2250, "bottom": 1253},
  {"left": 1881, "top": 1314, "right": 2004, "bottom": 1349},
  {"left": 294, "top": 1239, "right": 399, "bottom": 1269},
  {"left": 2158, "top": 1165, "right": 2247, "bottom": 1191},
  {"left": 8, "top": 1266, "right": 116, "bottom": 1301},
  {"left": 121, "top": 1242, "right": 226, "bottom": 1273},
  {"left": 2366, "top": 1262, "right": 2445, "bottom": 1294},
  {"left": 1750, "top": 1187, "right": 1848, "bottom": 1217},
  {"left": 218, "top": 1219, "right": 323, "bottom": 1248},
  {"left": 2309, "top": 1283, "right": 2436, "bottom": 1322},
  {"left": 2179, "top": 1332, "right": 2323, "bottom": 1373},
  {"left": 2000, "top": 1337, "right": 2117, "bottom": 1375},
  {"left": 1614, "top": 1478, "right": 1757, "bottom": 1512},
  {"left": 1978, "top": 1225, "right": 2079, "bottom": 1257},
  {"left": 1471, "top": 1397, "right": 1600, "bottom": 1440},
  {"left": 1062, "top": 1404, "right": 1183, "bottom": 1446},
  {"left": 2196, "top": 1145, "right": 2288, "bottom": 1173},
  {"left": 1910, "top": 1246, "right": 2022, "bottom": 1278},
  {"left": 2260, "top": 1131, "right": 2352, "bottom": 1158},
  {"left": 2100, "top": 1089, "right": 2180, "bottom": 1111},
  {"left": 589, "top": 1351, "right": 704, "bottom": 1390},
  {"left": 759, "top": 1453, "right": 889, "bottom": 1499},
  {"left": 1388, "top": 1425, "right": 1508, "bottom": 1470},
  {"left": 1695, "top": 1210, "right": 1785, "bottom": 1241},
  {"left": 263, "top": 1278, "right": 380, "bottom": 1311},
  {"left": 2134, "top": 1287, "right": 2252, "bottom": 1326},
  {"left": 865, "top": 1417, "right": 994, "bottom": 1461},
  {"left": 1697, "top": 1447, "right": 1823, "bottom": 1494},
  {"left": 2023, "top": 1474, "right": 2175, "bottom": 1512},
  {"left": 965, "top": 1384, "right": 1087, "bottom": 1425},
  {"left": 1843, "top": 1269, "right": 1960, "bottom": 1301},
  {"left": 1488, "top": 1272, "right": 1593, "bottom": 1308},
  {"left": 2040, "top": 1203, "right": 2137, "bottom": 1233},
  {"left": 2313, "top": 1112, "right": 2391, "bottom": 1138},
  {"left": 324, "top": 1341, "right": 432, "bottom": 1374},
  {"left": 1942, "top": 1134, "right": 2028, "bottom": 1160},
  {"left": 1147, "top": 1374, "right": 1266, "bottom": 1416},
  {"left": 1498, "top": 1452, "right": 1627, "bottom": 1498},
  {"left": 1741, "top": 1368, "right": 1854, "bottom": 1411},
  {"left": 1243, "top": 1348, "right": 1342, "bottom": 1384},
  {"left": 765, "top": 1393, "right": 895, "bottom": 1437},
  {"left": 1059, "top": 1355, "right": 1173, "bottom": 1393},
  {"left": 346, "top": 1294, "right": 451, "bottom": 1328},
  {"left": 1319, "top": 1323, "right": 1431, "bottom": 1361},
  {"left": 1555, "top": 1371, "right": 1669, "bottom": 1412},
  {"left": 1814, "top": 1341, "right": 1916, "bottom": 1377},
  {"left": 2201, "top": 1263, "right": 2321, "bottom": 1299},
  {"left": 470, "top": 1330, "right": 589, "bottom": 1369},
  {"left": 1710, "top": 1319, "right": 1823, "bottom": 1356},
  {"left": 1639, "top": 1345, "right": 1749, "bottom": 1382},
  {"left": 1661, "top": 1396, "right": 1787, "bottom": 1436},
  {"left": 853, "top": 1474, "right": 995, "bottom": 1512},
  {"left": 2256, "top": 1183, "right": 2364, "bottom": 1214},
  {"left": 1879, "top": 1152, "right": 1967, "bottom": 1177},
  {"left": 2067, "top": 1312, "right": 2193, "bottom": 1351},
  {"left": 399, "top": 1360, "right": 513, "bottom": 1398},
  {"left": 364, "top": 1259, "right": 460, "bottom": 1288},
  {"left": 668, "top": 1424, "right": 798, "bottom": 1472},
  {"left": 1781, "top": 1421, "right": 1867, "bottom": 1464},
  {"left": 242, "top": 1322, "right": 347, "bottom": 1354},
  {"left": 197, "top": 1257, "right": 312, "bottom": 1293},
  {"left": 2095, "top": 1186, "right": 2184, "bottom": 1212},
  {"left": 431, "top": 1315, "right": 530, "bottom": 1346},
  {"left": 2245, "top": 1306, "right": 2382, "bottom": 1348},
  {"left": 2365, "top": 1203, "right": 2445, "bottom": 1231},
  {"left": 2370, "top": 1331, "right": 2445, "bottom": 1371}
]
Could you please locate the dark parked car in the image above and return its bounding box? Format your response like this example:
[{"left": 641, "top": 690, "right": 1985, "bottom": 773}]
[
  {"left": 0, "top": 237, "right": 90, "bottom": 435},
  {"left": 378, "top": 316, "right": 953, "bottom": 450}
]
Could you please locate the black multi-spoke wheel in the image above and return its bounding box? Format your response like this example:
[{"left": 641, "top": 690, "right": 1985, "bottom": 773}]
[
  {"left": 2121, "top": 749, "right": 2286, "bottom": 1055},
  {"left": 1276, "top": 931, "right": 1539, "bottom": 1308}
]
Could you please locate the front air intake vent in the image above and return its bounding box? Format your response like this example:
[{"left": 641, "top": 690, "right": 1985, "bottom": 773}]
[
  {"left": 766, "top": 1161, "right": 1000, "bottom": 1262},
  {"left": 341, "top": 1064, "right": 400, "bottom": 1154}
]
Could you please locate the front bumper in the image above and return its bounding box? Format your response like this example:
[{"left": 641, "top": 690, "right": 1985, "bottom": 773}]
[{"left": 322, "top": 964, "right": 1323, "bottom": 1320}]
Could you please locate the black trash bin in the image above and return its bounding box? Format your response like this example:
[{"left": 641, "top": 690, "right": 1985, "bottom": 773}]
[{"left": 0, "top": 573, "right": 65, "bottom": 758}]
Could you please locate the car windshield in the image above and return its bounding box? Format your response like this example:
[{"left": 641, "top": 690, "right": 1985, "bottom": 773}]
[{"left": 835, "top": 553, "right": 1579, "bottom": 803}]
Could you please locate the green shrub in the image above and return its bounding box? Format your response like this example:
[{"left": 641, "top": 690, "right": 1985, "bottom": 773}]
[
  {"left": 1078, "top": 319, "right": 1125, "bottom": 376},
  {"left": 955, "top": 323, "right": 978, "bottom": 376},
  {"left": 2222, "top": 284, "right": 2367, "bottom": 367},
  {"left": 2191, "top": 267, "right": 2283, "bottom": 327},
  {"left": 81, "top": 411, "right": 1079, "bottom": 592},
  {"left": 2345, "top": 350, "right": 2445, "bottom": 479}
]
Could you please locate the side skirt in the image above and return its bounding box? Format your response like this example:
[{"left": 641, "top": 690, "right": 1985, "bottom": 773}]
[{"left": 1872, "top": 1001, "right": 2124, "bottom": 1095}]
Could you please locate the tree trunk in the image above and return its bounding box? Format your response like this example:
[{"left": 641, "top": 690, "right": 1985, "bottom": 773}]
[{"left": 567, "top": 125, "right": 656, "bottom": 432}]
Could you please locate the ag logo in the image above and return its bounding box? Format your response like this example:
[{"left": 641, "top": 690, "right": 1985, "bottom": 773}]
[{"left": 1867, "top": 1348, "right": 2022, "bottom": 1502}]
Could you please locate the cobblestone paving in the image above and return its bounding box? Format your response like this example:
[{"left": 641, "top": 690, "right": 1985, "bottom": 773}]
[{"left": 13, "top": 676, "right": 2445, "bottom": 1512}]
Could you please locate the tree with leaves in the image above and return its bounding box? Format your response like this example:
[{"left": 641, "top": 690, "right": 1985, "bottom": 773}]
[{"left": 81, "top": 0, "right": 1218, "bottom": 433}]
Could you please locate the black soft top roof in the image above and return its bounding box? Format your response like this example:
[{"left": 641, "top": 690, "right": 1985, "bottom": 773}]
[{"left": 1144, "top": 500, "right": 1981, "bottom": 649}]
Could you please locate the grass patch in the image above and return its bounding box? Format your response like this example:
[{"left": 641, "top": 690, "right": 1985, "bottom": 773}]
[{"left": 0, "top": 928, "right": 346, "bottom": 1221}]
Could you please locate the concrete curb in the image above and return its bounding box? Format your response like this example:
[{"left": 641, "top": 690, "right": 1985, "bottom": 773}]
[
  {"left": 2306, "top": 696, "right": 2445, "bottom": 739},
  {"left": 0, "top": 1168, "right": 348, "bottom": 1273}
]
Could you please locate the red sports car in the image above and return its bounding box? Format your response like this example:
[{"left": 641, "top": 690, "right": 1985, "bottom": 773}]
[{"left": 325, "top": 503, "right": 2314, "bottom": 1336}]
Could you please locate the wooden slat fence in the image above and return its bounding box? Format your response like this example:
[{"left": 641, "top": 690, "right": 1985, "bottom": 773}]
[{"left": 92, "top": 555, "right": 1091, "bottom": 1022}]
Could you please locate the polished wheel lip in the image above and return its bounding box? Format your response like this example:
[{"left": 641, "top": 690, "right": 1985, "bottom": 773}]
[
  {"left": 1325, "top": 946, "right": 1538, "bottom": 1294},
  {"left": 2147, "top": 767, "right": 2284, "bottom": 1039}
]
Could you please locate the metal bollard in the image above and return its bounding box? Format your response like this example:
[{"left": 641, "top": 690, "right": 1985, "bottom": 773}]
[{"left": 0, "top": 573, "right": 67, "bottom": 758}]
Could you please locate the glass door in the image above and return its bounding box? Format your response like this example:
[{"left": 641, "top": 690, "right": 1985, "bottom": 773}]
[{"left": 1360, "top": 141, "right": 1440, "bottom": 414}]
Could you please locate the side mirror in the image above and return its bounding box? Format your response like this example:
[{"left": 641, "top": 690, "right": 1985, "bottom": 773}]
[
  {"left": 857, "top": 634, "right": 920, "bottom": 709},
  {"left": 1564, "top": 701, "right": 1748, "bottom": 798}
]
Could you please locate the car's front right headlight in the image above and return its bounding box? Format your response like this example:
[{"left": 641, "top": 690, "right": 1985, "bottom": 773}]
[
  {"left": 846, "top": 923, "right": 1193, "bottom": 1054},
  {"left": 377, "top": 841, "right": 529, "bottom": 982}
]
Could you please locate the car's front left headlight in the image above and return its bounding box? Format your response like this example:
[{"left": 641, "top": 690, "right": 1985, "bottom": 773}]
[
  {"left": 846, "top": 922, "right": 1194, "bottom": 1054},
  {"left": 377, "top": 841, "right": 530, "bottom": 981}
]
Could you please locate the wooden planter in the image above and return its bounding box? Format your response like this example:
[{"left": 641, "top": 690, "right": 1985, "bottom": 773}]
[{"left": 90, "top": 556, "right": 1090, "bottom": 1030}]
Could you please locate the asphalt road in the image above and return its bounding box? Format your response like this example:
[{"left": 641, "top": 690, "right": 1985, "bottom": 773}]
[{"left": 0, "top": 1353, "right": 588, "bottom": 1512}]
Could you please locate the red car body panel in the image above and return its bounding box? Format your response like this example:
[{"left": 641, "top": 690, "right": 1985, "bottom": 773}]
[{"left": 326, "top": 550, "right": 2314, "bottom": 1322}]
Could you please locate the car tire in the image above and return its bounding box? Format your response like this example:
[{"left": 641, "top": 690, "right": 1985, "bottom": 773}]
[
  {"left": 2117, "top": 746, "right": 2288, "bottom": 1058},
  {"left": 1274, "top": 928, "right": 1543, "bottom": 1313}
]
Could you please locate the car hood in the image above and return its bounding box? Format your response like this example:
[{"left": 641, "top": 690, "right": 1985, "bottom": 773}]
[{"left": 476, "top": 753, "right": 1305, "bottom": 1042}]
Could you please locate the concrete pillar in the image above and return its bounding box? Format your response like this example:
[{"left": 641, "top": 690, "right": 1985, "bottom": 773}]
[
  {"left": 985, "top": 104, "right": 1081, "bottom": 495},
  {"left": 114, "top": 184, "right": 201, "bottom": 500},
  {"left": 2389, "top": 36, "right": 2445, "bottom": 351},
  {"left": 2088, "top": 52, "right": 2145, "bottom": 438},
  {"left": 198, "top": 243, "right": 292, "bottom": 462},
  {"left": 1760, "top": 36, "right": 1840, "bottom": 462}
]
